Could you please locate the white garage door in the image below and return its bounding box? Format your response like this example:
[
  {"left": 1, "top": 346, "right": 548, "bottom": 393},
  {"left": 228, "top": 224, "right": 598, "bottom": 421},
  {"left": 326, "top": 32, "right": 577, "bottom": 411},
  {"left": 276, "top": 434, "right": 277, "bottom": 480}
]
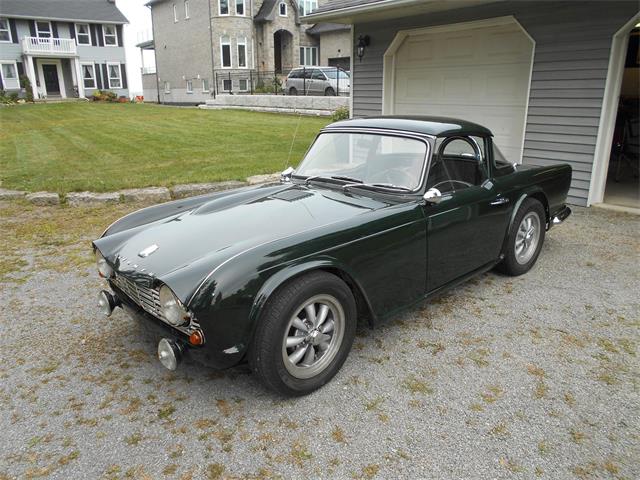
[{"left": 389, "top": 20, "right": 533, "bottom": 163}]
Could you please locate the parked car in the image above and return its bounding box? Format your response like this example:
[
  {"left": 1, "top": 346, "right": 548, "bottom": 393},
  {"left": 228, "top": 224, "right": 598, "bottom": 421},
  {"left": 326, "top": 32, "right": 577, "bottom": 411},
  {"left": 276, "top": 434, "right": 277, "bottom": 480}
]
[
  {"left": 285, "top": 67, "right": 350, "bottom": 96},
  {"left": 93, "top": 116, "right": 572, "bottom": 396}
]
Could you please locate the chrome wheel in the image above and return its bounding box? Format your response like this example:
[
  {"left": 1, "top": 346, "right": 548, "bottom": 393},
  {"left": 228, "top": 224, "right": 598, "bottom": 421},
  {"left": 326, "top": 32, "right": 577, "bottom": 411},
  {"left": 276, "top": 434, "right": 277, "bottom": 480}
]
[
  {"left": 515, "top": 211, "right": 541, "bottom": 265},
  {"left": 282, "top": 294, "right": 345, "bottom": 379}
]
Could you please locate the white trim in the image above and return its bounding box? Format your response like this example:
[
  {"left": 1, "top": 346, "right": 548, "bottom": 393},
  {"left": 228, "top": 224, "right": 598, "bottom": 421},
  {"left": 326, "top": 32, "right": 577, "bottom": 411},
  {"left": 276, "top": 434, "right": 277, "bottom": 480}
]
[
  {"left": 279, "top": 2, "right": 288, "bottom": 17},
  {"left": 184, "top": 0, "right": 190, "bottom": 19},
  {"left": 220, "top": 36, "right": 232, "bottom": 68},
  {"left": 0, "top": 60, "right": 19, "bottom": 89},
  {"left": 75, "top": 23, "right": 92, "bottom": 45},
  {"left": 202, "top": 78, "right": 210, "bottom": 93},
  {"left": 106, "top": 62, "right": 122, "bottom": 89},
  {"left": 0, "top": 17, "right": 12, "bottom": 43},
  {"left": 299, "top": 45, "right": 318, "bottom": 66},
  {"left": 103, "top": 24, "right": 118, "bottom": 47},
  {"left": 219, "top": 0, "right": 230, "bottom": 16},
  {"left": 235, "top": 0, "right": 246, "bottom": 16},
  {"left": 73, "top": 57, "right": 85, "bottom": 98},
  {"left": 173, "top": 4, "right": 178, "bottom": 22},
  {"left": 36, "top": 20, "right": 52, "bottom": 38},
  {"left": 164, "top": 81, "right": 171, "bottom": 94},
  {"left": 588, "top": 13, "right": 640, "bottom": 207},
  {"left": 36, "top": 58, "right": 66, "bottom": 98},
  {"left": 237, "top": 37, "right": 248, "bottom": 68},
  {"left": 239, "top": 78, "right": 248, "bottom": 92},
  {"left": 349, "top": 24, "right": 354, "bottom": 118},
  {"left": 186, "top": 78, "right": 193, "bottom": 93},
  {"left": 382, "top": 16, "right": 534, "bottom": 164},
  {"left": 3, "top": 14, "right": 125, "bottom": 24},
  {"left": 80, "top": 62, "right": 97, "bottom": 89}
]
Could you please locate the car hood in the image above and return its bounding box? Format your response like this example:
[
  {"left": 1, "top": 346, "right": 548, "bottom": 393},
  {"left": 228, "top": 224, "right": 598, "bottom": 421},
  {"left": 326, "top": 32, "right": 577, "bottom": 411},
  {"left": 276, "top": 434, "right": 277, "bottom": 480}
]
[{"left": 94, "top": 183, "right": 388, "bottom": 301}]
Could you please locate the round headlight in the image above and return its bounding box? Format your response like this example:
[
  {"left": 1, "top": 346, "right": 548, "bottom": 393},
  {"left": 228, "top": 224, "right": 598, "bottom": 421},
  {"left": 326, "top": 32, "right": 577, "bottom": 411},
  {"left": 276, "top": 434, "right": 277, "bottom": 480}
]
[
  {"left": 95, "top": 250, "right": 114, "bottom": 278},
  {"left": 159, "top": 284, "right": 188, "bottom": 326}
]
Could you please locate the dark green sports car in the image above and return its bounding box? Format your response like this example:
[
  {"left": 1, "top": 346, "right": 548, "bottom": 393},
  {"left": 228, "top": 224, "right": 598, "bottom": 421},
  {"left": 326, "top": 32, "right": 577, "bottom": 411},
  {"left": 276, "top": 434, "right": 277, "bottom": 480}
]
[{"left": 93, "top": 116, "right": 572, "bottom": 396}]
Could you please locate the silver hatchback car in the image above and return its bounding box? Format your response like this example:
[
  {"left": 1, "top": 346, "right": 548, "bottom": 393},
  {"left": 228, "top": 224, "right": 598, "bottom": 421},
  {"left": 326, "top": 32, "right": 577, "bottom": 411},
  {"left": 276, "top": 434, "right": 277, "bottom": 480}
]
[{"left": 285, "top": 67, "right": 350, "bottom": 96}]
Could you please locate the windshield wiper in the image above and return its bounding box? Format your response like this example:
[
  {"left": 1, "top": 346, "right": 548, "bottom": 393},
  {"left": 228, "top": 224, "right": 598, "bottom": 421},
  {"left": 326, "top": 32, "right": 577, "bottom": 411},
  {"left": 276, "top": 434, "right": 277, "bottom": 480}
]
[
  {"left": 343, "top": 182, "right": 413, "bottom": 193},
  {"left": 302, "top": 175, "right": 362, "bottom": 185},
  {"left": 331, "top": 175, "right": 362, "bottom": 183}
]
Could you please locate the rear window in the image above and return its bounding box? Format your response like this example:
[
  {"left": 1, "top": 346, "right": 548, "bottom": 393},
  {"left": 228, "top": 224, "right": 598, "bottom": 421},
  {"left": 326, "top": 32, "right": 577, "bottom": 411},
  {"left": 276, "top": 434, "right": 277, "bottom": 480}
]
[{"left": 288, "top": 70, "right": 302, "bottom": 79}]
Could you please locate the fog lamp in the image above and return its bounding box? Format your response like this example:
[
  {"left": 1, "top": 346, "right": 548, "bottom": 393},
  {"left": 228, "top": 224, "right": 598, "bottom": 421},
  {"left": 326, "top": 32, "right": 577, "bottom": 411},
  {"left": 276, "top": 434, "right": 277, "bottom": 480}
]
[
  {"left": 97, "top": 290, "right": 118, "bottom": 317},
  {"left": 158, "top": 338, "right": 183, "bottom": 371}
]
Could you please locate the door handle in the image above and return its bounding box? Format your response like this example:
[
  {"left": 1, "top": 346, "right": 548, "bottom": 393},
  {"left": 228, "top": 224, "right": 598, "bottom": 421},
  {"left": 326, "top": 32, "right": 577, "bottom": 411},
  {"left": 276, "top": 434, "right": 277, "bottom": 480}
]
[{"left": 490, "top": 197, "right": 510, "bottom": 206}]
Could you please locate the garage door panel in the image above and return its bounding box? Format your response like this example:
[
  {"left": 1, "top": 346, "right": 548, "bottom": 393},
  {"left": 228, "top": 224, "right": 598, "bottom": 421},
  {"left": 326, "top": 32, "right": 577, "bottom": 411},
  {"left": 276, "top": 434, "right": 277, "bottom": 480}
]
[{"left": 390, "top": 20, "right": 533, "bottom": 164}]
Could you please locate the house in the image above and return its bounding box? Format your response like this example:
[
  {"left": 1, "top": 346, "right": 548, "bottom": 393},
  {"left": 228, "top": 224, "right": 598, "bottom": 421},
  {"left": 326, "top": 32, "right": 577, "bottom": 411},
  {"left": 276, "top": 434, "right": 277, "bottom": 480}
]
[
  {"left": 141, "top": 0, "right": 352, "bottom": 103},
  {"left": 304, "top": 0, "right": 640, "bottom": 209},
  {"left": 0, "top": 0, "right": 129, "bottom": 100}
]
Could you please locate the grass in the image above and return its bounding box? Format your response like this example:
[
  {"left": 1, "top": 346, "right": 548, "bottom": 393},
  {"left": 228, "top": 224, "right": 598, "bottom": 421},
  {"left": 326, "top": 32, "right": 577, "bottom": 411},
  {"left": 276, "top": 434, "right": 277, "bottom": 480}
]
[{"left": 0, "top": 103, "right": 330, "bottom": 194}]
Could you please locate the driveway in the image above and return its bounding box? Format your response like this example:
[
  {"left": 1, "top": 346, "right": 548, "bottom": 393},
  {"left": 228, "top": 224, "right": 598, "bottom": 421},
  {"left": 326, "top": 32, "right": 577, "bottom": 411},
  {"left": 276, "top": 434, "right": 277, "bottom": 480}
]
[{"left": 0, "top": 203, "right": 638, "bottom": 479}]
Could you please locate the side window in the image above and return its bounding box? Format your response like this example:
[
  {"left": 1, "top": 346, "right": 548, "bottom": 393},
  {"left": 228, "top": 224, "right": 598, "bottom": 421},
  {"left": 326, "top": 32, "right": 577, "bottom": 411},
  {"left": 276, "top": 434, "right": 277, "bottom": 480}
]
[
  {"left": 427, "top": 136, "right": 488, "bottom": 193},
  {"left": 289, "top": 70, "right": 301, "bottom": 79},
  {"left": 311, "top": 70, "right": 325, "bottom": 80},
  {"left": 303, "top": 69, "right": 313, "bottom": 80}
]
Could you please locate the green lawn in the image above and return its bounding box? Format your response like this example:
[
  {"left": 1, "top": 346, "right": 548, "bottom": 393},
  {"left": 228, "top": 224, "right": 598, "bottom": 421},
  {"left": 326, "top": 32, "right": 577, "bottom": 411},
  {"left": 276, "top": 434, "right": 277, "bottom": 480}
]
[{"left": 0, "top": 103, "right": 330, "bottom": 194}]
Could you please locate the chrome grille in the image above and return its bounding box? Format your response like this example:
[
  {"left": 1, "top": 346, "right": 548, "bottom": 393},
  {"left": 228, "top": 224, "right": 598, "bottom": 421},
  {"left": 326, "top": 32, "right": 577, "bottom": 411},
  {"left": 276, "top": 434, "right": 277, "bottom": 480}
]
[{"left": 112, "top": 274, "right": 165, "bottom": 321}]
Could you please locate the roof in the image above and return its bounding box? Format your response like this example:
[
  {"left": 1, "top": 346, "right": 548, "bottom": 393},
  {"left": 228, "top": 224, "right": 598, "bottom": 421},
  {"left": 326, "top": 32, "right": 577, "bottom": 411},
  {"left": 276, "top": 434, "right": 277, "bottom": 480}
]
[
  {"left": 0, "top": 0, "right": 128, "bottom": 23},
  {"left": 136, "top": 39, "right": 154, "bottom": 50},
  {"left": 255, "top": 0, "right": 300, "bottom": 24},
  {"left": 306, "top": 22, "right": 351, "bottom": 35},
  {"left": 325, "top": 116, "right": 493, "bottom": 137}
]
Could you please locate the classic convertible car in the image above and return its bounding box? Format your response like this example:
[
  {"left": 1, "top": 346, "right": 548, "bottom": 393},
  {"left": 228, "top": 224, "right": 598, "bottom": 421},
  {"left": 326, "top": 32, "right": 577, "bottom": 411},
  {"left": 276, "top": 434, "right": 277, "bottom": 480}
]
[{"left": 93, "top": 116, "right": 572, "bottom": 396}]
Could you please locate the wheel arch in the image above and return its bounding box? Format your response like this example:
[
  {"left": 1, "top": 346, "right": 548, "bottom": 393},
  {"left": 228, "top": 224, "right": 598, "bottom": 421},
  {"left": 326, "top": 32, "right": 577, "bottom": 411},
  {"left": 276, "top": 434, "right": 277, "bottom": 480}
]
[{"left": 501, "top": 189, "right": 550, "bottom": 255}]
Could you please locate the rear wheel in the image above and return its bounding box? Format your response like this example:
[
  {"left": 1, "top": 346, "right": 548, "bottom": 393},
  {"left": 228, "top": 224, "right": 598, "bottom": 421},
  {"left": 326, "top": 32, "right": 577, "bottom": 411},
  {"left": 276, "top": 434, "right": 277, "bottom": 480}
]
[
  {"left": 324, "top": 87, "right": 336, "bottom": 96},
  {"left": 288, "top": 87, "right": 298, "bottom": 96},
  {"left": 248, "top": 271, "right": 356, "bottom": 396},
  {"left": 497, "top": 198, "right": 546, "bottom": 276}
]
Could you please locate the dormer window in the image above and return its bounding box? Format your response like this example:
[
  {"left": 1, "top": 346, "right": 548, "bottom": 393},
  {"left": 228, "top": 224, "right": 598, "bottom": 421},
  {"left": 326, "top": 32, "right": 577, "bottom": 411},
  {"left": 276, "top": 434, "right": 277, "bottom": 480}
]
[{"left": 279, "top": 2, "right": 287, "bottom": 16}]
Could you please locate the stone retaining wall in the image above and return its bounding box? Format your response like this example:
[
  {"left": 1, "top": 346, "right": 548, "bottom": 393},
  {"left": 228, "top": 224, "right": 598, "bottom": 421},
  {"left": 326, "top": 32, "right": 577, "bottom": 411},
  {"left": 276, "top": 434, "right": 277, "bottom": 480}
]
[{"left": 199, "top": 94, "right": 348, "bottom": 116}]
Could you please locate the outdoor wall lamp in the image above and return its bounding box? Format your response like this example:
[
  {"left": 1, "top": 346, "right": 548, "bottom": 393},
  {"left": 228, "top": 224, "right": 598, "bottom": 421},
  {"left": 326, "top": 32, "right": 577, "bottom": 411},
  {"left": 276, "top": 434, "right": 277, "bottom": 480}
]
[{"left": 356, "top": 35, "right": 370, "bottom": 62}]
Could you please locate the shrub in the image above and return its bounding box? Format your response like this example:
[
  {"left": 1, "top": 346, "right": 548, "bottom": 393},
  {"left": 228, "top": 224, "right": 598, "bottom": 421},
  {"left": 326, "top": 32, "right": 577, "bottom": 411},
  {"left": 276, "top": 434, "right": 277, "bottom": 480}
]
[
  {"left": 331, "top": 105, "right": 350, "bottom": 122},
  {"left": 91, "top": 90, "right": 118, "bottom": 102},
  {"left": 19, "top": 75, "right": 34, "bottom": 102}
]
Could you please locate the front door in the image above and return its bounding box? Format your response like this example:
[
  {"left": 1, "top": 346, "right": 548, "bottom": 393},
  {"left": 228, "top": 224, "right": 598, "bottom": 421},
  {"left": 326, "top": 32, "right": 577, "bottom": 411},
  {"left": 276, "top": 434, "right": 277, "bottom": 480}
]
[
  {"left": 424, "top": 136, "right": 511, "bottom": 292},
  {"left": 42, "top": 64, "right": 60, "bottom": 95}
]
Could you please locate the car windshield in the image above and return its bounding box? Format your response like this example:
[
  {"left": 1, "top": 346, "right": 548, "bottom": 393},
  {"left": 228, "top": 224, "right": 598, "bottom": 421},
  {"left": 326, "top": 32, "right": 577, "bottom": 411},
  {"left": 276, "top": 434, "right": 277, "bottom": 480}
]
[
  {"left": 295, "top": 132, "right": 427, "bottom": 191},
  {"left": 322, "top": 70, "right": 350, "bottom": 79}
]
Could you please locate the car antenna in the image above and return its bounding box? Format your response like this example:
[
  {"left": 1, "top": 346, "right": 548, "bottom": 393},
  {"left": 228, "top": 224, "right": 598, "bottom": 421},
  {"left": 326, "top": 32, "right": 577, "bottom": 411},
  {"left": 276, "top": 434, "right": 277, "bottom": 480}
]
[{"left": 285, "top": 113, "right": 302, "bottom": 170}]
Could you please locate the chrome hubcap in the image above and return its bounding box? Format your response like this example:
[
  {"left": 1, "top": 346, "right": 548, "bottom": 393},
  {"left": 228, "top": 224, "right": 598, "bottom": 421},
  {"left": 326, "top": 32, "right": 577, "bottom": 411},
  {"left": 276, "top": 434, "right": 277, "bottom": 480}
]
[
  {"left": 282, "top": 294, "right": 345, "bottom": 379},
  {"left": 515, "top": 211, "right": 541, "bottom": 265}
]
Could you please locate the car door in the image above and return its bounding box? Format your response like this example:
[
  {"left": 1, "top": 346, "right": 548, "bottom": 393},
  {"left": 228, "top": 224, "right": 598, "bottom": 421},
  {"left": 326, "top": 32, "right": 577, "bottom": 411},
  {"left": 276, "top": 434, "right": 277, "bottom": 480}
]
[
  {"left": 310, "top": 69, "right": 326, "bottom": 95},
  {"left": 423, "top": 135, "right": 511, "bottom": 292}
]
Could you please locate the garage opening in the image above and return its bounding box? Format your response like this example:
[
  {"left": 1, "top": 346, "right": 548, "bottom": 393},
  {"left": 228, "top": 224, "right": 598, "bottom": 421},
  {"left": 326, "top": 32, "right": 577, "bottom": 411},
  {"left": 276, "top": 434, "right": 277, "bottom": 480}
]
[
  {"left": 604, "top": 27, "right": 640, "bottom": 209},
  {"left": 383, "top": 17, "right": 534, "bottom": 164}
]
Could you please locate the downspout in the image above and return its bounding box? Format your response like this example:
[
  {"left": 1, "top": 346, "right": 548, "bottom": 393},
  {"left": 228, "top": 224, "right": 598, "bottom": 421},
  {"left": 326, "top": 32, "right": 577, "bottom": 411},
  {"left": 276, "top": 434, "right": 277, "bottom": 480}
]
[
  {"left": 148, "top": 4, "right": 161, "bottom": 104},
  {"left": 208, "top": 0, "right": 216, "bottom": 99}
]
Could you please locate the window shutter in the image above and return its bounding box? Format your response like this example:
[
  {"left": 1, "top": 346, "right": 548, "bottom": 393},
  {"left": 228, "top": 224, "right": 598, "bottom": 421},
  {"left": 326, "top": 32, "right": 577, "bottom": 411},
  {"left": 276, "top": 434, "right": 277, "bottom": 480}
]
[
  {"left": 51, "top": 21, "right": 59, "bottom": 38},
  {"left": 116, "top": 25, "right": 123, "bottom": 47},
  {"left": 97, "top": 25, "right": 104, "bottom": 46},
  {"left": 17, "top": 62, "right": 24, "bottom": 78},
  {"left": 9, "top": 19, "right": 18, "bottom": 43},
  {"left": 95, "top": 63, "right": 103, "bottom": 89},
  {"left": 29, "top": 20, "right": 36, "bottom": 37},
  {"left": 69, "top": 23, "right": 75, "bottom": 40},
  {"left": 120, "top": 64, "right": 127, "bottom": 89},
  {"left": 90, "top": 24, "right": 98, "bottom": 45},
  {"left": 102, "top": 64, "right": 108, "bottom": 88}
]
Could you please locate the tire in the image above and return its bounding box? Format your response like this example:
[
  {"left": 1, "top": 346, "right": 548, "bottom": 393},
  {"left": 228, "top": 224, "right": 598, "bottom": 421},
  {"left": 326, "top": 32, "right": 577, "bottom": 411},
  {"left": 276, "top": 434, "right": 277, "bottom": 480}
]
[
  {"left": 288, "top": 87, "right": 298, "bottom": 96},
  {"left": 248, "top": 271, "right": 357, "bottom": 396},
  {"left": 496, "top": 198, "right": 546, "bottom": 276},
  {"left": 324, "top": 87, "right": 336, "bottom": 96}
]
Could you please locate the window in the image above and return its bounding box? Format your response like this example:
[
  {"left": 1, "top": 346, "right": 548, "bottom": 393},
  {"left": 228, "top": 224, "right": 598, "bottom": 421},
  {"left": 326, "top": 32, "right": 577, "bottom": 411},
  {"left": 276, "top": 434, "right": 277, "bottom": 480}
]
[
  {"left": 36, "top": 21, "right": 52, "bottom": 38},
  {"left": 221, "top": 36, "right": 231, "bottom": 68},
  {"left": 75, "top": 23, "right": 91, "bottom": 45},
  {"left": 236, "top": 0, "right": 245, "bottom": 16},
  {"left": 164, "top": 81, "right": 171, "bottom": 93},
  {"left": 81, "top": 63, "right": 96, "bottom": 89},
  {"left": 219, "top": 0, "right": 229, "bottom": 15},
  {"left": 311, "top": 69, "right": 325, "bottom": 80},
  {"left": 426, "top": 136, "right": 488, "bottom": 193},
  {"left": 107, "top": 63, "right": 122, "bottom": 88},
  {"left": 298, "top": 0, "right": 318, "bottom": 16},
  {"left": 184, "top": 0, "right": 190, "bottom": 19},
  {"left": 299, "top": 46, "right": 318, "bottom": 66},
  {"left": 239, "top": 78, "right": 248, "bottom": 91},
  {"left": 279, "top": 2, "right": 287, "bottom": 16},
  {"left": 186, "top": 79, "right": 193, "bottom": 93},
  {"left": 237, "top": 38, "right": 247, "bottom": 68},
  {"left": 223, "top": 79, "right": 232, "bottom": 91},
  {"left": 0, "top": 18, "right": 12, "bottom": 42},
  {"left": 202, "top": 78, "right": 210, "bottom": 93},
  {"left": 103, "top": 24, "right": 117, "bottom": 46},
  {"left": 173, "top": 4, "right": 178, "bottom": 22},
  {"left": 0, "top": 62, "right": 19, "bottom": 89}
]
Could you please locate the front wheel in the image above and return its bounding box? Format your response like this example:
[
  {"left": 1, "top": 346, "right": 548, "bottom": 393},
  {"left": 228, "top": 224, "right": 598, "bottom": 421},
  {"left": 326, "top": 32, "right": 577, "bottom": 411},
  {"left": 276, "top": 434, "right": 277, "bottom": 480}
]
[
  {"left": 324, "top": 87, "right": 336, "bottom": 96},
  {"left": 248, "top": 271, "right": 356, "bottom": 396},
  {"left": 496, "top": 198, "right": 546, "bottom": 276}
]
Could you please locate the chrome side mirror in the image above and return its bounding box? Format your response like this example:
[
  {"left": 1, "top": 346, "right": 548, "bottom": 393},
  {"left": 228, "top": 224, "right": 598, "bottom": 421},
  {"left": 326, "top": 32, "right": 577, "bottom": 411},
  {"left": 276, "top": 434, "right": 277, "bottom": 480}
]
[
  {"left": 281, "top": 166, "right": 295, "bottom": 182},
  {"left": 423, "top": 187, "right": 442, "bottom": 204}
]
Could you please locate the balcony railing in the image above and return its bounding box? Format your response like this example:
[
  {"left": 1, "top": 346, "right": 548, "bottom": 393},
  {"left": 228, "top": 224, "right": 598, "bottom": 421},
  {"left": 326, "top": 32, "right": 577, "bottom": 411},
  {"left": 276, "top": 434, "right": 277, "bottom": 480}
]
[{"left": 21, "top": 36, "right": 77, "bottom": 56}]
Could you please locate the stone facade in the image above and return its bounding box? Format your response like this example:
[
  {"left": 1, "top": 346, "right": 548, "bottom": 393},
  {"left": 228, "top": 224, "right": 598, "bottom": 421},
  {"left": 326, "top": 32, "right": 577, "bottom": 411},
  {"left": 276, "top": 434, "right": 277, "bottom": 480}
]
[
  {"left": 318, "top": 28, "right": 350, "bottom": 68},
  {"left": 146, "top": 0, "right": 351, "bottom": 103}
]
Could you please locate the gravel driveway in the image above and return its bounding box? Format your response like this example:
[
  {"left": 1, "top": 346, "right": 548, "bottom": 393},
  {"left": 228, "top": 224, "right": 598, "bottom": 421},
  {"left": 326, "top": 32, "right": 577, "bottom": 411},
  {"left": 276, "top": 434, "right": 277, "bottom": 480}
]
[{"left": 0, "top": 202, "right": 638, "bottom": 480}]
